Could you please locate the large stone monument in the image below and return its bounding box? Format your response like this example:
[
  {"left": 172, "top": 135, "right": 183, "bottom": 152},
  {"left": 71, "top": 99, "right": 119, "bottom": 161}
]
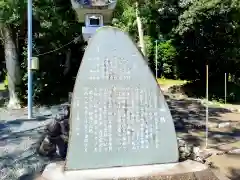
[
  {"left": 66, "top": 27, "right": 178, "bottom": 170},
  {"left": 39, "top": 27, "right": 229, "bottom": 180}
]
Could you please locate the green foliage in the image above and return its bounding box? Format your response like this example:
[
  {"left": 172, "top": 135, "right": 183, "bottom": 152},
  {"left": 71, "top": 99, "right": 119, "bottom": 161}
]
[
  {"left": 158, "top": 40, "right": 177, "bottom": 78},
  {"left": 113, "top": 0, "right": 240, "bottom": 103},
  {"left": 113, "top": 0, "right": 138, "bottom": 38},
  {"left": 174, "top": 0, "right": 240, "bottom": 80},
  {"left": 143, "top": 35, "right": 154, "bottom": 59},
  {"left": 1, "top": 0, "right": 240, "bottom": 104},
  {"left": 0, "top": 0, "right": 26, "bottom": 25},
  {"left": 1, "top": 0, "right": 84, "bottom": 105}
]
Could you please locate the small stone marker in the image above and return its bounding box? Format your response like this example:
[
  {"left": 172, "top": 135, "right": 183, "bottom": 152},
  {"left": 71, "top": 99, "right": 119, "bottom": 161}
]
[{"left": 65, "top": 27, "right": 178, "bottom": 170}]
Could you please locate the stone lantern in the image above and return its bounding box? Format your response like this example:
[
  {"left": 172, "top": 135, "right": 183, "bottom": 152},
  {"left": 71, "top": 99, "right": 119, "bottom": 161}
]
[{"left": 70, "top": 0, "right": 117, "bottom": 41}]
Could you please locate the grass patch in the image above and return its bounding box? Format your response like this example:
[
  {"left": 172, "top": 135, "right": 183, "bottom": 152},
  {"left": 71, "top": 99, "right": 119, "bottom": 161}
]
[
  {"left": 169, "top": 80, "right": 240, "bottom": 104},
  {"left": 229, "top": 141, "right": 240, "bottom": 148},
  {"left": 200, "top": 99, "right": 232, "bottom": 108},
  {"left": 157, "top": 78, "right": 187, "bottom": 86},
  {"left": 0, "top": 75, "right": 8, "bottom": 91},
  {"left": 192, "top": 131, "right": 206, "bottom": 137},
  {"left": 0, "top": 83, "right": 6, "bottom": 91}
]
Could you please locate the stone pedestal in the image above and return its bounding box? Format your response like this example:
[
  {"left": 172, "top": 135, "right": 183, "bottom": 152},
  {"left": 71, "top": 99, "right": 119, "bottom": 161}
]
[{"left": 36, "top": 160, "right": 229, "bottom": 180}]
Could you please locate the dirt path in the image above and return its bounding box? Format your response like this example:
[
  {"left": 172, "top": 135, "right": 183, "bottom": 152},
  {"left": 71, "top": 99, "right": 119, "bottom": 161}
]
[
  {"left": 208, "top": 154, "right": 240, "bottom": 180},
  {"left": 161, "top": 84, "right": 240, "bottom": 180}
]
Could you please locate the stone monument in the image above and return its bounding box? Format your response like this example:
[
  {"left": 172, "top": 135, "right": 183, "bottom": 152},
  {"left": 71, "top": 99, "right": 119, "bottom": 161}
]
[
  {"left": 39, "top": 27, "right": 229, "bottom": 180},
  {"left": 66, "top": 27, "right": 178, "bottom": 170}
]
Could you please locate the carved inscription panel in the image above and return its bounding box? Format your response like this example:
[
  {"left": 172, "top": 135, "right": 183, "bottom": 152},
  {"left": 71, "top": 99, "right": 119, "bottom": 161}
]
[{"left": 81, "top": 87, "right": 167, "bottom": 153}]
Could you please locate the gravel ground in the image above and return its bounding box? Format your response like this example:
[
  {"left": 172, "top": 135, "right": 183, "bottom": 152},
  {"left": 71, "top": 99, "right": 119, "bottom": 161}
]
[
  {"left": 0, "top": 105, "right": 63, "bottom": 180},
  {"left": 1, "top": 92, "right": 239, "bottom": 180}
]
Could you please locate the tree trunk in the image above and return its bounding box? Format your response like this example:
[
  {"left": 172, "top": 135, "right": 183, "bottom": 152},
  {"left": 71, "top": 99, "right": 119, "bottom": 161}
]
[
  {"left": 135, "top": 2, "right": 146, "bottom": 56},
  {"left": 2, "top": 25, "right": 21, "bottom": 109}
]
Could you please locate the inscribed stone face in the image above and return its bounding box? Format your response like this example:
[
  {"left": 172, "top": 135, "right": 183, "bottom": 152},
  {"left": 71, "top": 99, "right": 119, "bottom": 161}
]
[{"left": 65, "top": 27, "right": 178, "bottom": 170}]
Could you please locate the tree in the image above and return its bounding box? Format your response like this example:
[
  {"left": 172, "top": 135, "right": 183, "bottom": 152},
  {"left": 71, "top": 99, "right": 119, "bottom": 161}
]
[
  {"left": 174, "top": 0, "right": 240, "bottom": 80},
  {"left": 0, "top": 0, "right": 84, "bottom": 105},
  {"left": 0, "top": 0, "right": 26, "bottom": 108},
  {"left": 1, "top": 0, "right": 240, "bottom": 105}
]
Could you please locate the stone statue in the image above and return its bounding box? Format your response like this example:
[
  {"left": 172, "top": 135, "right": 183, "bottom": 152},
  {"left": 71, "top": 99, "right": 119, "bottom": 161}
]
[{"left": 37, "top": 105, "right": 70, "bottom": 159}]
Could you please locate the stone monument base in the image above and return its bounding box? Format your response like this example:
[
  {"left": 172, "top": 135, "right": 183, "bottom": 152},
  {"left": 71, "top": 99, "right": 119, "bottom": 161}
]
[{"left": 35, "top": 160, "right": 229, "bottom": 180}]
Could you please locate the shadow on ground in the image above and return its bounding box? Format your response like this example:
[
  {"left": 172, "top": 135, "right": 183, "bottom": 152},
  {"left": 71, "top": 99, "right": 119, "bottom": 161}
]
[
  {"left": 0, "top": 145, "right": 51, "bottom": 180},
  {"left": 0, "top": 89, "right": 8, "bottom": 107},
  {"left": 229, "top": 168, "right": 240, "bottom": 180},
  {"left": 0, "top": 106, "right": 65, "bottom": 180},
  {"left": 208, "top": 154, "right": 240, "bottom": 180},
  {"left": 0, "top": 115, "right": 50, "bottom": 140},
  {"left": 0, "top": 128, "right": 47, "bottom": 179},
  {"left": 0, "top": 118, "right": 53, "bottom": 180},
  {"left": 165, "top": 94, "right": 240, "bottom": 147}
]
